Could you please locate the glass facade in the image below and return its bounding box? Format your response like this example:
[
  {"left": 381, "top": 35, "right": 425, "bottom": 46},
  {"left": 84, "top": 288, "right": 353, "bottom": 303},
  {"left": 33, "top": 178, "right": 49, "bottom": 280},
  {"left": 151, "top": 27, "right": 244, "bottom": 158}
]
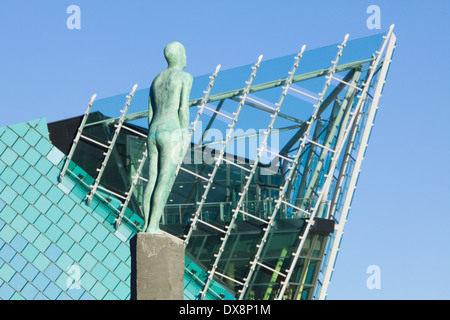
[
  {"left": 0, "top": 118, "right": 231, "bottom": 300},
  {"left": 0, "top": 30, "right": 395, "bottom": 300}
]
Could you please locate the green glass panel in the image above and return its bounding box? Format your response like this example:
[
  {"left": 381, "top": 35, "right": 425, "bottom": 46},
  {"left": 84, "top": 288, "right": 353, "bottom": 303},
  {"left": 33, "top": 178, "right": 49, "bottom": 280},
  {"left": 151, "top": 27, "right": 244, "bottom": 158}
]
[
  {"left": 33, "top": 215, "right": 52, "bottom": 234},
  {"left": 58, "top": 214, "right": 75, "bottom": 233},
  {"left": 47, "top": 147, "right": 65, "bottom": 166},
  {"left": 2, "top": 148, "right": 18, "bottom": 166},
  {"left": 33, "top": 253, "right": 51, "bottom": 272},
  {"left": 103, "top": 253, "right": 120, "bottom": 271},
  {"left": 10, "top": 215, "right": 27, "bottom": 234},
  {"left": 55, "top": 253, "right": 75, "bottom": 271},
  {"left": 91, "top": 243, "right": 108, "bottom": 262},
  {"left": 11, "top": 196, "right": 28, "bottom": 214},
  {"left": 23, "top": 129, "right": 41, "bottom": 146},
  {"left": 9, "top": 122, "right": 29, "bottom": 137},
  {"left": 0, "top": 141, "right": 7, "bottom": 156},
  {"left": 23, "top": 186, "right": 41, "bottom": 205},
  {"left": 46, "top": 185, "right": 65, "bottom": 204},
  {"left": 22, "top": 243, "right": 40, "bottom": 262},
  {"left": 91, "top": 263, "right": 108, "bottom": 281},
  {"left": 0, "top": 263, "right": 16, "bottom": 282},
  {"left": 2, "top": 129, "right": 19, "bottom": 147},
  {"left": 79, "top": 253, "right": 97, "bottom": 272},
  {"left": 91, "top": 224, "right": 109, "bottom": 242},
  {"left": 68, "top": 204, "right": 86, "bottom": 223},
  {"left": 102, "top": 272, "right": 120, "bottom": 291},
  {"left": 23, "top": 167, "right": 41, "bottom": 185},
  {"left": 12, "top": 139, "right": 29, "bottom": 157},
  {"left": 68, "top": 223, "right": 84, "bottom": 243},
  {"left": 21, "top": 224, "right": 40, "bottom": 243},
  {"left": 33, "top": 233, "right": 52, "bottom": 252},
  {"left": 45, "top": 166, "right": 61, "bottom": 183},
  {"left": 57, "top": 196, "right": 75, "bottom": 213},
  {"left": 79, "top": 233, "right": 96, "bottom": 252},
  {"left": 102, "top": 233, "right": 121, "bottom": 252},
  {"left": 46, "top": 205, "right": 64, "bottom": 222},
  {"left": 35, "top": 157, "right": 52, "bottom": 175},
  {"left": 0, "top": 205, "right": 17, "bottom": 224},
  {"left": 114, "top": 281, "right": 129, "bottom": 300},
  {"left": 34, "top": 195, "right": 52, "bottom": 214},
  {"left": 67, "top": 243, "right": 85, "bottom": 261},
  {"left": 57, "top": 234, "right": 75, "bottom": 252},
  {"left": 35, "top": 138, "right": 52, "bottom": 156},
  {"left": 113, "top": 262, "right": 129, "bottom": 282},
  {"left": 79, "top": 213, "right": 97, "bottom": 233},
  {"left": 80, "top": 271, "right": 96, "bottom": 291},
  {"left": 23, "top": 148, "right": 40, "bottom": 166},
  {"left": 46, "top": 224, "right": 63, "bottom": 243},
  {"left": 35, "top": 177, "right": 52, "bottom": 195},
  {"left": 2, "top": 167, "right": 18, "bottom": 186}
]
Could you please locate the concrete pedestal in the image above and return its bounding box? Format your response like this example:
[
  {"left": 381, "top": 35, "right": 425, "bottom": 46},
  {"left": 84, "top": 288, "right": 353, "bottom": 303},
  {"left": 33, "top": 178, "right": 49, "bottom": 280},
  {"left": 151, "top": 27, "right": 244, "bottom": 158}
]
[{"left": 130, "top": 233, "right": 185, "bottom": 300}]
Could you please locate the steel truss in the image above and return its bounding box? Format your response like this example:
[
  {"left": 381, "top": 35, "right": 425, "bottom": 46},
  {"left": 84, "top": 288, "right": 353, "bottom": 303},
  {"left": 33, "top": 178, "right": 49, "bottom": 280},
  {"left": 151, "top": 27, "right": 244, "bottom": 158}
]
[
  {"left": 60, "top": 64, "right": 223, "bottom": 231},
  {"left": 317, "top": 26, "right": 397, "bottom": 300},
  {"left": 177, "top": 28, "right": 396, "bottom": 300},
  {"left": 59, "top": 27, "right": 395, "bottom": 300}
]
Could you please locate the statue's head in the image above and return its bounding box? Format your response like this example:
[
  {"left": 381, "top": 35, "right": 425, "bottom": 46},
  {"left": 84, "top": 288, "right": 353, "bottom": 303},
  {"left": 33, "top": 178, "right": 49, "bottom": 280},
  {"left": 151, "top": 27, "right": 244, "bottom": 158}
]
[{"left": 164, "top": 41, "right": 187, "bottom": 70}]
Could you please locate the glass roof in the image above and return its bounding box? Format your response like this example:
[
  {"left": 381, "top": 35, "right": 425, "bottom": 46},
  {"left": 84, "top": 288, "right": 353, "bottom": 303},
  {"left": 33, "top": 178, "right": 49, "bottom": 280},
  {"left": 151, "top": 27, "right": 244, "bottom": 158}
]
[
  {"left": 88, "top": 33, "right": 384, "bottom": 135},
  {"left": 54, "top": 30, "right": 394, "bottom": 300}
]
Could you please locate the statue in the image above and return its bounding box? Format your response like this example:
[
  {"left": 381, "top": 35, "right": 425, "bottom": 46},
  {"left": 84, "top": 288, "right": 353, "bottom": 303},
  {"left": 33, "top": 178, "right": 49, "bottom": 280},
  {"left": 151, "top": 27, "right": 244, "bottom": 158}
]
[{"left": 142, "top": 41, "right": 193, "bottom": 234}]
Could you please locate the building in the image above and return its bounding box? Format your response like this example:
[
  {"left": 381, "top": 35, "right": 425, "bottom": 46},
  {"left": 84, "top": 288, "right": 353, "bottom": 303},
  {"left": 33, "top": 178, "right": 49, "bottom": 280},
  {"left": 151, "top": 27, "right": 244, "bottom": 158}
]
[{"left": 0, "top": 27, "right": 396, "bottom": 300}]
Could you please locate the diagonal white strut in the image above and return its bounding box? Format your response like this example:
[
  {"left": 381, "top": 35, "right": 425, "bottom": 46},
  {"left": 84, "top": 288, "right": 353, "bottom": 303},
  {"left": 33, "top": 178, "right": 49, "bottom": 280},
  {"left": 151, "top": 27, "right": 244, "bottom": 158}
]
[
  {"left": 175, "top": 64, "right": 222, "bottom": 178},
  {"left": 318, "top": 25, "right": 396, "bottom": 300},
  {"left": 199, "top": 45, "right": 308, "bottom": 300},
  {"left": 183, "top": 55, "right": 264, "bottom": 248},
  {"left": 238, "top": 34, "right": 350, "bottom": 300},
  {"left": 277, "top": 26, "right": 396, "bottom": 300},
  {"left": 59, "top": 93, "right": 97, "bottom": 182},
  {"left": 86, "top": 84, "right": 138, "bottom": 206},
  {"left": 114, "top": 147, "right": 148, "bottom": 230}
]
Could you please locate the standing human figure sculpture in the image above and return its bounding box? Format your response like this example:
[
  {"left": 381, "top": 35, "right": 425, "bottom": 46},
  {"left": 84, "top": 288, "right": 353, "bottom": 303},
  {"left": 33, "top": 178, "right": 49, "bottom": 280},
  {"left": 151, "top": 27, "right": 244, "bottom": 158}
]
[{"left": 143, "top": 41, "right": 193, "bottom": 234}]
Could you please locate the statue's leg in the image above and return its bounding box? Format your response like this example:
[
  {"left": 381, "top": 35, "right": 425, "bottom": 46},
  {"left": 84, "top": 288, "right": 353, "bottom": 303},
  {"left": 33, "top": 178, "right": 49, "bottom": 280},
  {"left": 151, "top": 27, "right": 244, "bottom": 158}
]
[
  {"left": 142, "top": 136, "right": 158, "bottom": 231},
  {"left": 146, "top": 130, "right": 182, "bottom": 233}
]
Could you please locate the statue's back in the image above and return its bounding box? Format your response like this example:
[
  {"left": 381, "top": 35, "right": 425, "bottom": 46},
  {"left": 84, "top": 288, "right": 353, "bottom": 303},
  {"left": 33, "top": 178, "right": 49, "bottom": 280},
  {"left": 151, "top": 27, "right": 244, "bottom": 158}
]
[{"left": 149, "top": 69, "right": 186, "bottom": 131}]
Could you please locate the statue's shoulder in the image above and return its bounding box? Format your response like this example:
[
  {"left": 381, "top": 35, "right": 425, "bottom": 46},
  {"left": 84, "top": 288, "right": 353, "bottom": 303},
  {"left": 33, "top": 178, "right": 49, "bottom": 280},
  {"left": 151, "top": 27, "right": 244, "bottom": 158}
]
[
  {"left": 180, "top": 70, "right": 193, "bottom": 79},
  {"left": 181, "top": 71, "right": 193, "bottom": 85},
  {"left": 155, "top": 69, "right": 192, "bottom": 87}
]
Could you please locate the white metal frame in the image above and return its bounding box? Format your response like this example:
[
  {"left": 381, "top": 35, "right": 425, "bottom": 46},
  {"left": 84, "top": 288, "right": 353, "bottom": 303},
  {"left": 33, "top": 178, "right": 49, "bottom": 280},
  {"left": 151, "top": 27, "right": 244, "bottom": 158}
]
[
  {"left": 86, "top": 84, "right": 138, "bottom": 206},
  {"left": 58, "top": 27, "right": 395, "bottom": 300},
  {"left": 183, "top": 55, "right": 264, "bottom": 247},
  {"left": 317, "top": 25, "right": 396, "bottom": 300},
  {"left": 60, "top": 63, "right": 222, "bottom": 232},
  {"left": 198, "top": 46, "right": 308, "bottom": 299},
  {"left": 238, "top": 34, "right": 351, "bottom": 300},
  {"left": 114, "top": 148, "right": 148, "bottom": 229},
  {"left": 59, "top": 93, "right": 97, "bottom": 182},
  {"left": 175, "top": 64, "right": 222, "bottom": 177}
]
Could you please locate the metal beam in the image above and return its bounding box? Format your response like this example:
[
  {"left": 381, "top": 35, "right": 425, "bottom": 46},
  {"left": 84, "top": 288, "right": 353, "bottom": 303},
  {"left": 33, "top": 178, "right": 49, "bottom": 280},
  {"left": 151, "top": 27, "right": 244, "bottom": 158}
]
[
  {"left": 270, "top": 68, "right": 357, "bottom": 172},
  {"left": 198, "top": 99, "right": 226, "bottom": 145},
  {"left": 274, "top": 34, "right": 355, "bottom": 300},
  {"left": 189, "top": 59, "right": 372, "bottom": 108},
  {"left": 318, "top": 28, "right": 397, "bottom": 300},
  {"left": 277, "top": 69, "right": 359, "bottom": 200},
  {"left": 201, "top": 124, "right": 301, "bottom": 148},
  {"left": 230, "top": 96, "right": 304, "bottom": 125},
  {"left": 84, "top": 59, "right": 373, "bottom": 129},
  {"left": 295, "top": 70, "right": 361, "bottom": 210},
  {"left": 239, "top": 35, "right": 350, "bottom": 300}
]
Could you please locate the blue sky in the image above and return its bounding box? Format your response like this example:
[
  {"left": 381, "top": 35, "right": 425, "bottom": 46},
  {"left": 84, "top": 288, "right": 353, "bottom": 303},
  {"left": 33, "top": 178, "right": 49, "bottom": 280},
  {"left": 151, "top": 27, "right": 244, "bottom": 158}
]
[{"left": 1, "top": 1, "right": 450, "bottom": 300}]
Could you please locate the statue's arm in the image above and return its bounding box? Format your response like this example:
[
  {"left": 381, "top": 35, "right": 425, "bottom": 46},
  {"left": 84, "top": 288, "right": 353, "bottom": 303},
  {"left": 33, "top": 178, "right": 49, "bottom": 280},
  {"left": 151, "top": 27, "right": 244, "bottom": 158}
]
[
  {"left": 179, "top": 74, "right": 193, "bottom": 129},
  {"left": 148, "top": 88, "right": 154, "bottom": 127}
]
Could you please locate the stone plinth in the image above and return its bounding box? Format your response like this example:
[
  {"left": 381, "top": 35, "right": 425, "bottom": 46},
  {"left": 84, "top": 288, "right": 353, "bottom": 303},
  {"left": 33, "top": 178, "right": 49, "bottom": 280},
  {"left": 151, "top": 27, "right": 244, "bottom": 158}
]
[{"left": 130, "top": 233, "right": 185, "bottom": 300}]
